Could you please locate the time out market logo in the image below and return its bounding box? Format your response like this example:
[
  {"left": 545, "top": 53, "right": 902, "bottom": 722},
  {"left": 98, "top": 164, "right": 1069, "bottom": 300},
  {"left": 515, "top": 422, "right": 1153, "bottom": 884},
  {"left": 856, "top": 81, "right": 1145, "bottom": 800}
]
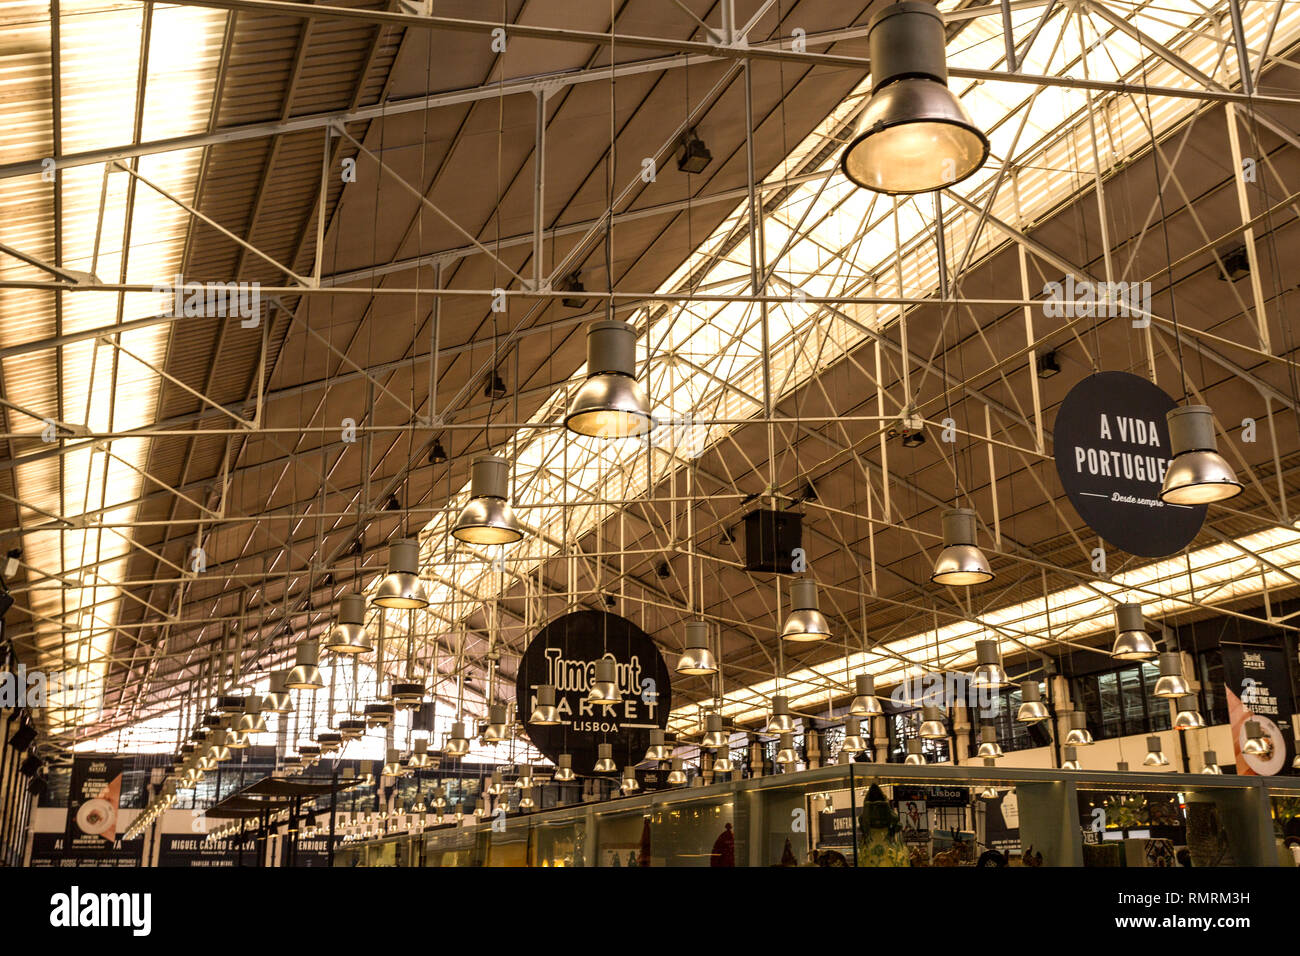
[{"left": 49, "top": 887, "right": 151, "bottom": 937}]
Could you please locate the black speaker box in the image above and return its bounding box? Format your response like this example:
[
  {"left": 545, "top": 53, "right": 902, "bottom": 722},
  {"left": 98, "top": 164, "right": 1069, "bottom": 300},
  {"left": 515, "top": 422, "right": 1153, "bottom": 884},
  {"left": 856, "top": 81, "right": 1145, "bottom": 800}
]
[
  {"left": 743, "top": 509, "right": 803, "bottom": 574},
  {"left": 8, "top": 721, "right": 36, "bottom": 752}
]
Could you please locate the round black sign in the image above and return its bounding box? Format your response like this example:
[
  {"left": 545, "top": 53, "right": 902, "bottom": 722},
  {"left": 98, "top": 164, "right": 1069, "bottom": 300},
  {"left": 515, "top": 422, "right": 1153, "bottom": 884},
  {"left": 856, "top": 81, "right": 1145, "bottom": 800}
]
[
  {"left": 515, "top": 610, "right": 672, "bottom": 777},
  {"left": 1054, "top": 371, "right": 1205, "bottom": 557}
]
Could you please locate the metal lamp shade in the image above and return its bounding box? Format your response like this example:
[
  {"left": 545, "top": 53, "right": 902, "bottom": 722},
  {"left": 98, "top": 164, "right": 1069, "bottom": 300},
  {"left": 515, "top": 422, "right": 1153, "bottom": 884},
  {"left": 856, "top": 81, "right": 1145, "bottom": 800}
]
[
  {"left": 515, "top": 764, "right": 534, "bottom": 789},
  {"left": 1143, "top": 735, "right": 1169, "bottom": 767},
  {"left": 840, "top": 716, "right": 869, "bottom": 754},
  {"left": 1160, "top": 406, "right": 1242, "bottom": 505},
  {"left": 1153, "top": 652, "right": 1191, "bottom": 698},
  {"left": 970, "top": 639, "right": 1007, "bottom": 688},
  {"left": 407, "top": 739, "right": 431, "bottom": 768},
  {"left": 339, "top": 718, "right": 366, "bottom": 740},
  {"left": 593, "top": 743, "right": 617, "bottom": 774},
  {"left": 285, "top": 641, "right": 324, "bottom": 690},
  {"left": 766, "top": 695, "right": 796, "bottom": 735},
  {"left": 1061, "top": 746, "right": 1080, "bottom": 770},
  {"left": 452, "top": 457, "right": 524, "bottom": 545},
  {"left": 781, "top": 578, "right": 831, "bottom": 641},
  {"left": 226, "top": 729, "right": 250, "bottom": 750},
  {"left": 389, "top": 681, "right": 425, "bottom": 709},
  {"left": 701, "top": 713, "right": 728, "bottom": 749},
  {"left": 620, "top": 767, "right": 640, "bottom": 792},
  {"left": 326, "top": 593, "right": 372, "bottom": 654},
  {"left": 1173, "top": 695, "right": 1206, "bottom": 730},
  {"left": 264, "top": 671, "right": 293, "bottom": 713},
  {"left": 975, "top": 725, "right": 1003, "bottom": 758},
  {"left": 382, "top": 748, "right": 404, "bottom": 777},
  {"left": 713, "top": 747, "right": 734, "bottom": 773},
  {"left": 903, "top": 738, "right": 925, "bottom": 765},
  {"left": 483, "top": 704, "right": 510, "bottom": 742},
  {"left": 918, "top": 705, "right": 947, "bottom": 739},
  {"left": 774, "top": 733, "right": 798, "bottom": 766},
  {"left": 553, "top": 753, "right": 576, "bottom": 781},
  {"left": 1016, "top": 681, "right": 1049, "bottom": 723},
  {"left": 528, "top": 684, "right": 561, "bottom": 725},
  {"left": 676, "top": 621, "right": 717, "bottom": 675},
  {"left": 208, "top": 731, "right": 232, "bottom": 763},
  {"left": 372, "top": 539, "right": 430, "bottom": 608},
  {"left": 1241, "top": 720, "right": 1272, "bottom": 756},
  {"left": 667, "top": 757, "right": 687, "bottom": 785},
  {"left": 1064, "top": 710, "right": 1093, "bottom": 746},
  {"left": 564, "top": 321, "right": 655, "bottom": 438},
  {"left": 444, "top": 720, "right": 470, "bottom": 757},
  {"left": 586, "top": 657, "right": 621, "bottom": 705},
  {"left": 317, "top": 731, "right": 342, "bottom": 754},
  {"left": 518, "top": 787, "right": 536, "bottom": 809},
  {"left": 644, "top": 728, "right": 671, "bottom": 762},
  {"left": 849, "top": 674, "right": 883, "bottom": 716},
  {"left": 840, "top": 2, "right": 987, "bottom": 194},
  {"left": 1110, "top": 602, "right": 1157, "bottom": 660},
  {"left": 235, "top": 696, "right": 268, "bottom": 735},
  {"left": 1201, "top": 750, "right": 1223, "bottom": 774},
  {"left": 930, "top": 509, "right": 993, "bottom": 586},
  {"left": 487, "top": 770, "right": 506, "bottom": 795},
  {"left": 364, "top": 702, "right": 395, "bottom": 728}
]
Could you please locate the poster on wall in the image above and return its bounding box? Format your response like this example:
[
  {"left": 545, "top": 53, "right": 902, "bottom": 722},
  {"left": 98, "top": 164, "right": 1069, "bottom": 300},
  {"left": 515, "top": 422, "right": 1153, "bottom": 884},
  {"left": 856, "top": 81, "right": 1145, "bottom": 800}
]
[
  {"left": 64, "top": 754, "right": 127, "bottom": 858},
  {"left": 1053, "top": 371, "right": 1206, "bottom": 557},
  {"left": 158, "top": 834, "right": 242, "bottom": 867},
  {"left": 514, "top": 610, "right": 672, "bottom": 776},
  {"left": 30, "top": 832, "right": 142, "bottom": 867},
  {"left": 1222, "top": 642, "right": 1296, "bottom": 776}
]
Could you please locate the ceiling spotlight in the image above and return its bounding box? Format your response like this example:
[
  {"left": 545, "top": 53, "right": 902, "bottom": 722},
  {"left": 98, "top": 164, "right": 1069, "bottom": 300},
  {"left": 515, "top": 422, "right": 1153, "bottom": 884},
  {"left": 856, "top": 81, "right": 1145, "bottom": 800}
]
[
  {"left": 1173, "top": 695, "right": 1206, "bottom": 730},
  {"left": 1242, "top": 719, "right": 1272, "bottom": 757},
  {"left": 903, "top": 738, "right": 925, "bottom": 765},
  {"left": 1035, "top": 350, "right": 1061, "bottom": 379},
  {"left": 975, "top": 725, "right": 1003, "bottom": 759},
  {"left": 372, "top": 538, "right": 430, "bottom": 609},
  {"left": 840, "top": 716, "right": 869, "bottom": 754},
  {"left": 666, "top": 757, "right": 687, "bottom": 785},
  {"left": 553, "top": 754, "right": 576, "bottom": 782},
  {"left": 620, "top": 766, "right": 640, "bottom": 792},
  {"left": 676, "top": 127, "right": 712, "bottom": 174},
  {"left": 483, "top": 371, "right": 507, "bottom": 399},
  {"left": 918, "top": 705, "right": 947, "bottom": 739},
  {"left": 644, "top": 729, "right": 671, "bottom": 762},
  {"left": 326, "top": 593, "right": 372, "bottom": 654},
  {"left": 970, "top": 639, "right": 1007, "bottom": 688},
  {"left": 593, "top": 743, "right": 617, "bottom": 774},
  {"left": 264, "top": 670, "right": 293, "bottom": 713},
  {"left": 558, "top": 272, "right": 591, "bottom": 309},
  {"left": 701, "top": 713, "right": 728, "bottom": 749},
  {"left": 528, "top": 684, "right": 561, "bottom": 725},
  {"left": 586, "top": 658, "right": 621, "bottom": 705},
  {"left": 1160, "top": 405, "right": 1243, "bottom": 505},
  {"left": 840, "top": 1, "right": 988, "bottom": 195},
  {"left": 774, "top": 733, "right": 799, "bottom": 766},
  {"left": 1061, "top": 745, "right": 1081, "bottom": 770},
  {"left": 781, "top": 578, "right": 831, "bottom": 642},
  {"left": 364, "top": 702, "right": 395, "bottom": 728},
  {"left": 285, "top": 640, "right": 324, "bottom": 691},
  {"left": 1064, "top": 710, "right": 1093, "bottom": 746},
  {"left": 849, "top": 674, "right": 883, "bottom": 717},
  {"left": 1153, "top": 652, "right": 1191, "bottom": 698},
  {"left": 1201, "top": 750, "right": 1223, "bottom": 774},
  {"left": 1111, "top": 602, "right": 1158, "bottom": 660},
  {"left": 427, "top": 437, "right": 448, "bottom": 465},
  {"left": 931, "top": 508, "right": 993, "bottom": 586},
  {"left": 1016, "top": 681, "right": 1049, "bottom": 723},
  {"left": 451, "top": 456, "right": 525, "bottom": 545},
  {"left": 564, "top": 320, "right": 656, "bottom": 438},
  {"left": 483, "top": 704, "right": 510, "bottom": 743},
  {"left": 1143, "top": 735, "right": 1169, "bottom": 767},
  {"left": 676, "top": 621, "right": 717, "bottom": 676},
  {"left": 766, "top": 695, "right": 796, "bottom": 736},
  {"left": 445, "top": 720, "right": 470, "bottom": 757}
]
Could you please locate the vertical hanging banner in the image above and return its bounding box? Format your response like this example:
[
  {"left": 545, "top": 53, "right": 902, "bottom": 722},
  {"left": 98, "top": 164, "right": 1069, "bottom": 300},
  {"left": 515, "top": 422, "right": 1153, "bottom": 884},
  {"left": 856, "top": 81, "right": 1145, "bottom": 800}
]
[
  {"left": 65, "top": 754, "right": 133, "bottom": 860},
  {"left": 1222, "top": 642, "right": 1295, "bottom": 776}
]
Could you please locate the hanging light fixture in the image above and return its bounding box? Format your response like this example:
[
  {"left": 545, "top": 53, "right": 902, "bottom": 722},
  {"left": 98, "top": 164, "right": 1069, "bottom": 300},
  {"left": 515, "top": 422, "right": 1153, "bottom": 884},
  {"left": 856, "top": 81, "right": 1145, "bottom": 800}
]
[
  {"left": 372, "top": 538, "right": 430, "bottom": 608},
  {"left": 226, "top": 728, "right": 250, "bottom": 750},
  {"left": 930, "top": 508, "right": 993, "bottom": 586},
  {"left": 1061, "top": 746, "right": 1081, "bottom": 771},
  {"left": 840, "top": 716, "right": 869, "bottom": 754},
  {"left": 317, "top": 731, "right": 342, "bottom": 753},
  {"left": 487, "top": 771, "right": 506, "bottom": 796},
  {"left": 713, "top": 745, "right": 734, "bottom": 773},
  {"left": 848, "top": 674, "right": 883, "bottom": 717},
  {"left": 1064, "top": 711, "right": 1093, "bottom": 746},
  {"left": 528, "top": 684, "right": 561, "bottom": 725},
  {"left": 1200, "top": 750, "right": 1223, "bottom": 774},
  {"left": 364, "top": 702, "right": 395, "bottom": 728},
  {"left": 339, "top": 717, "right": 365, "bottom": 740},
  {"left": 970, "top": 639, "right": 1008, "bottom": 689},
  {"left": 445, "top": 720, "right": 471, "bottom": 757},
  {"left": 553, "top": 754, "right": 576, "bottom": 782},
  {"left": 1016, "top": 681, "right": 1049, "bottom": 723},
  {"left": 1160, "top": 405, "right": 1242, "bottom": 504},
  {"left": 1241, "top": 719, "right": 1273, "bottom": 757},
  {"left": 676, "top": 621, "right": 717, "bottom": 675},
  {"left": 474, "top": 797, "right": 488, "bottom": 818},
  {"left": 325, "top": 593, "right": 372, "bottom": 654},
  {"left": 208, "top": 730, "right": 232, "bottom": 763},
  {"left": 1143, "top": 735, "right": 1170, "bottom": 767},
  {"left": 903, "top": 738, "right": 925, "bottom": 765},
  {"left": 1173, "top": 695, "right": 1206, "bottom": 730},
  {"left": 774, "top": 733, "right": 799, "bottom": 766},
  {"left": 975, "top": 726, "right": 1003, "bottom": 759},
  {"left": 564, "top": 320, "right": 656, "bottom": 438},
  {"left": 285, "top": 640, "right": 324, "bottom": 691},
  {"left": 840, "top": 1, "right": 988, "bottom": 194},
  {"left": 667, "top": 757, "right": 687, "bottom": 785},
  {"left": 515, "top": 764, "right": 534, "bottom": 789},
  {"left": 451, "top": 456, "right": 524, "bottom": 545},
  {"left": 644, "top": 729, "right": 671, "bottom": 762},
  {"left": 483, "top": 704, "right": 510, "bottom": 743},
  {"left": 264, "top": 670, "right": 293, "bottom": 713},
  {"left": 766, "top": 695, "right": 796, "bottom": 735},
  {"left": 1153, "top": 652, "right": 1191, "bottom": 698},
  {"left": 381, "top": 748, "right": 404, "bottom": 777},
  {"left": 408, "top": 739, "right": 432, "bottom": 769},
  {"left": 781, "top": 578, "right": 831, "bottom": 642},
  {"left": 593, "top": 743, "right": 617, "bottom": 774},
  {"left": 918, "top": 705, "right": 946, "bottom": 739},
  {"left": 235, "top": 695, "right": 267, "bottom": 736},
  {"left": 518, "top": 787, "right": 536, "bottom": 809},
  {"left": 586, "top": 658, "right": 621, "bottom": 705},
  {"left": 979, "top": 758, "right": 999, "bottom": 799},
  {"left": 1111, "top": 602, "right": 1158, "bottom": 661},
  {"left": 620, "top": 767, "right": 640, "bottom": 793},
  {"left": 701, "top": 713, "right": 728, "bottom": 749},
  {"left": 389, "top": 680, "right": 425, "bottom": 709}
]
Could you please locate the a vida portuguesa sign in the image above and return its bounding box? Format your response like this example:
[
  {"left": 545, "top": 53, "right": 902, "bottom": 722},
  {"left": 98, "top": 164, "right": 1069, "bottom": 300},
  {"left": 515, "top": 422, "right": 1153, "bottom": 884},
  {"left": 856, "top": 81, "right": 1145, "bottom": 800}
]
[
  {"left": 515, "top": 610, "right": 671, "bottom": 776},
  {"left": 1053, "top": 371, "right": 1206, "bottom": 557}
]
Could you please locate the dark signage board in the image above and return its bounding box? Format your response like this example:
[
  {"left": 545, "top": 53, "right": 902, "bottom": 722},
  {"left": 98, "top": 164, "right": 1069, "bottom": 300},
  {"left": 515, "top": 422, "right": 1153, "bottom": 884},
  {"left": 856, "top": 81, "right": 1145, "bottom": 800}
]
[
  {"left": 293, "top": 835, "right": 344, "bottom": 867},
  {"left": 158, "top": 834, "right": 246, "bottom": 867},
  {"left": 1223, "top": 642, "right": 1297, "bottom": 776},
  {"left": 816, "top": 807, "right": 856, "bottom": 848},
  {"left": 30, "top": 832, "right": 142, "bottom": 868},
  {"left": 515, "top": 610, "right": 672, "bottom": 776},
  {"left": 64, "top": 754, "right": 127, "bottom": 858},
  {"left": 1053, "top": 371, "right": 1205, "bottom": 557},
  {"left": 894, "top": 784, "right": 969, "bottom": 807}
]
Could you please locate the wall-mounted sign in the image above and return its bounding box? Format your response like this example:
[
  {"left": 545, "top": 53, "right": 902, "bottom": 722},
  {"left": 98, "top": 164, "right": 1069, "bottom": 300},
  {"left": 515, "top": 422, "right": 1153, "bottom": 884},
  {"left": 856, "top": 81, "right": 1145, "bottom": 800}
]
[
  {"left": 515, "top": 610, "right": 671, "bottom": 776},
  {"left": 64, "top": 755, "right": 126, "bottom": 858},
  {"left": 1053, "top": 371, "right": 1206, "bottom": 557},
  {"left": 1222, "top": 642, "right": 1295, "bottom": 776}
]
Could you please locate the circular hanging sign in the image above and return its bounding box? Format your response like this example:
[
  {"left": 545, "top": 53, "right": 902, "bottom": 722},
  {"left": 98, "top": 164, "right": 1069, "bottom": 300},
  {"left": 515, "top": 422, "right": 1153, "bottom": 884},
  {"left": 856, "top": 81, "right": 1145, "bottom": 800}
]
[
  {"left": 515, "top": 610, "right": 672, "bottom": 777},
  {"left": 1053, "top": 371, "right": 1206, "bottom": 557}
]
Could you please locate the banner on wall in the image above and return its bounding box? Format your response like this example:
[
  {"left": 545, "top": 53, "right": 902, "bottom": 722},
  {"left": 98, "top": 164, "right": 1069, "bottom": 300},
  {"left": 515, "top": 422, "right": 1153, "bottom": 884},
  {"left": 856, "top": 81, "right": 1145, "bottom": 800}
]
[
  {"left": 64, "top": 754, "right": 127, "bottom": 857},
  {"left": 157, "top": 834, "right": 246, "bottom": 867},
  {"left": 1053, "top": 371, "right": 1206, "bottom": 557},
  {"left": 1222, "top": 642, "right": 1296, "bottom": 776},
  {"left": 515, "top": 610, "right": 672, "bottom": 776},
  {"left": 30, "top": 832, "right": 142, "bottom": 867}
]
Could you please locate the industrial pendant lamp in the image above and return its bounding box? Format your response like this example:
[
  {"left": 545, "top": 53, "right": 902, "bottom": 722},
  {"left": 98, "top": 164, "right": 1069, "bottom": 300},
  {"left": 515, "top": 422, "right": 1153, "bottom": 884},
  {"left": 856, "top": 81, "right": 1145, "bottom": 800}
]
[
  {"left": 774, "top": 733, "right": 799, "bottom": 766},
  {"left": 265, "top": 670, "right": 293, "bottom": 713},
  {"left": 644, "top": 729, "right": 671, "bottom": 762},
  {"left": 1160, "top": 405, "right": 1242, "bottom": 505},
  {"left": 325, "top": 593, "right": 372, "bottom": 654},
  {"left": 979, "top": 758, "right": 999, "bottom": 799},
  {"left": 587, "top": 658, "right": 621, "bottom": 705},
  {"left": 408, "top": 739, "right": 432, "bottom": 768},
  {"left": 1173, "top": 695, "right": 1206, "bottom": 730},
  {"left": 483, "top": 704, "right": 510, "bottom": 743},
  {"left": 235, "top": 695, "right": 268, "bottom": 736},
  {"left": 364, "top": 702, "right": 395, "bottom": 728},
  {"left": 285, "top": 640, "right": 324, "bottom": 691},
  {"left": 226, "top": 728, "right": 250, "bottom": 750},
  {"left": 781, "top": 578, "right": 831, "bottom": 642},
  {"left": 840, "top": 1, "right": 989, "bottom": 195},
  {"left": 620, "top": 767, "right": 640, "bottom": 792},
  {"left": 445, "top": 720, "right": 471, "bottom": 757},
  {"left": 451, "top": 456, "right": 524, "bottom": 545},
  {"left": 564, "top": 320, "right": 656, "bottom": 438},
  {"left": 553, "top": 754, "right": 576, "bottom": 781},
  {"left": 903, "top": 738, "right": 925, "bottom": 765},
  {"left": 849, "top": 674, "right": 883, "bottom": 717},
  {"left": 474, "top": 797, "right": 488, "bottom": 818},
  {"left": 339, "top": 717, "right": 365, "bottom": 740},
  {"left": 975, "top": 726, "right": 1003, "bottom": 758},
  {"left": 970, "top": 640, "right": 1007, "bottom": 688},
  {"left": 1064, "top": 711, "right": 1093, "bottom": 746},
  {"left": 1061, "top": 745, "right": 1081, "bottom": 770},
  {"left": 930, "top": 508, "right": 993, "bottom": 586},
  {"left": 317, "top": 730, "right": 342, "bottom": 753},
  {"left": 1111, "top": 603, "right": 1158, "bottom": 661},
  {"left": 713, "top": 745, "right": 734, "bottom": 773},
  {"left": 389, "top": 680, "right": 425, "bottom": 709},
  {"left": 518, "top": 787, "right": 536, "bottom": 809},
  {"left": 593, "top": 743, "right": 617, "bottom": 774},
  {"left": 767, "top": 695, "right": 796, "bottom": 735},
  {"left": 1242, "top": 720, "right": 1272, "bottom": 757},
  {"left": 701, "top": 714, "right": 728, "bottom": 749},
  {"left": 208, "top": 730, "right": 232, "bottom": 763},
  {"left": 1200, "top": 750, "right": 1223, "bottom": 774},
  {"left": 918, "top": 705, "right": 947, "bottom": 739},
  {"left": 372, "top": 539, "right": 430, "bottom": 609},
  {"left": 676, "top": 621, "right": 717, "bottom": 675},
  {"left": 487, "top": 771, "right": 506, "bottom": 796},
  {"left": 840, "top": 716, "right": 869, "bottom": 754},
  {"left": 667, "top": 757, "right": 687, "bottom": 785},
  {"left": 382, "top": 748, "right": 404, "bottom": 777},
  {"left": 1153, "top": 652, "right": 1190, "bottom": 698},
  {"left": 528, "top": 684, "right": 561, "bottom": 725},
  {"left": 1143, "top": 735, "right": 1170, "bottom": 767},
  {"left": 515, "top": 764, "right": 534, "bottom": 789},
  {"left": 1016, "top": 681, "right": 1049, "bottom": 723}
]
